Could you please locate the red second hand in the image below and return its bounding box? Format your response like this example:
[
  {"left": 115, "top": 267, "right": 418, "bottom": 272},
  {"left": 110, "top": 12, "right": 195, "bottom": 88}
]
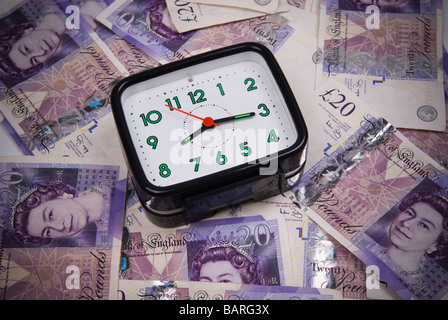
[{"left": 164, "top": 104, "right": 219, "bottom": 127}]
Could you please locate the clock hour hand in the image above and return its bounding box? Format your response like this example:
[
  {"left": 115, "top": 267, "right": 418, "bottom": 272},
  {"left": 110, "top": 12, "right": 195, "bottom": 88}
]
[{"left": 181, "top": 112, "right": 256, "bottom": 145}]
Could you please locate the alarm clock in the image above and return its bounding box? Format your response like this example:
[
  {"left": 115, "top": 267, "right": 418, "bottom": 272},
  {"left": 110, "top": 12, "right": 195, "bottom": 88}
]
[{"left": 111, "top": 42, "right": 308, "bottom": 227}]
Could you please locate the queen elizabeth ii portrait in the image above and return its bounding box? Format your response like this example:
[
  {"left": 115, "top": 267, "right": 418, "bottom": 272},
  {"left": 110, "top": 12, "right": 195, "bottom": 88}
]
[{"left": 10, "top": 182, "right": 106, "bottom": 247}]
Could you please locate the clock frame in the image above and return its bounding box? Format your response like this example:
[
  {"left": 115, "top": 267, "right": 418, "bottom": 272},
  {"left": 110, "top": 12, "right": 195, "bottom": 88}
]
[{"left": 111, "top": 42, "right": 308, "bottom": 227}]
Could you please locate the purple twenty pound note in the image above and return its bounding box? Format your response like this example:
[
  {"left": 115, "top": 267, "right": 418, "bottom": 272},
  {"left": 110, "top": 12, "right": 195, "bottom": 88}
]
[
  {"left": 0, "top": 156, "right": 127, "bottom": 300},
  {"left": 121, "top": 215, "right": 293, "bottom": 286}
]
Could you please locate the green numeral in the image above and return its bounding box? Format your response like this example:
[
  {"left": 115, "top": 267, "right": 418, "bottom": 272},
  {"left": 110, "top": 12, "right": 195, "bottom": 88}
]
[
  {"left": 146, "top": 136, "right": 158, "bottom": 149},
  {"left": 165, "top": 96, "right": 181, "bottom": 111},
  {"left": 216, "top": 83, "right": 225, "bottom": 96},
  {"left": 190, "top": 157, "right": 201, "bottom": 172},
  {"left": 268, "top": 129, "right": 279, "bottom": 142},
  {"left": 239, "top": 142, "right": 252, "bottom": 156},
  {"left": 159, "top": 163, "right": 171, "bottom": 178},
  {"left": 188, "top": 89, "right": 207, "bottom": 104},
  {"left": 244, "top": 78, "right": 258, "bottom": 91},
  {"left": 140, "top": 111, "right": 162, "bottom": 126},
  {"left": 258, "top": 104, "right": 270, "bottom": 117},
  {"left": 216, "top": 151, "right": 227, "bottom": 165}
]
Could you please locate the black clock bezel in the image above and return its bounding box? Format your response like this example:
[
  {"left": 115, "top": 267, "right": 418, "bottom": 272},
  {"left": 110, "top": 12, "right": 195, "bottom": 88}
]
[{"left": 111, "top": 42, "right": 307, "bottom": 203}]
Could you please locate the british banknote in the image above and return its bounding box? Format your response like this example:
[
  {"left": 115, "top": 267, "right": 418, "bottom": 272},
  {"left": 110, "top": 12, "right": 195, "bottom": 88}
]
[
  {"left": 188, "top": 0, "right": 283, "bottom": 14},
  {"left": 0, "top": 156, "right": 127, "bottom": 300},
  {"left": 118, "top": 279, "right": 342, "bottom": 300},
  {"left": 223, "top": 282, "right": 341, "bottom": 300},
  {"left": 301, "top": 218, "right": 367, "bottom": 299},
  {"left": 286, "top": 0, "right": 318, "bottom": 12},
  {"left": 281, "top": 202, "right": 368, "bottom": 299},
  {"left": 120, "top": 215, "right": 294, "bottom": 286},
  {"left": 315, "top": 0, "right": 445, "bottom": 131},
  {"left": 0, "top": 0, "right": 128, "bottom": 158},
  {"left": 97, "top": 0, "right": 295, "bottom": 64},
  {"left": 82, "top": 0, "right": 162, "bottom": 75},
  {"left": 222, "top": 197, "right": 368, "bottom": 299},
  {"left": 96, "top": 27, "right": 160, "bottom": 76},
  {"left": 281, "top": 0, "right": 320, "bottom": 36},
  {"left": 0, "top": 111, "right": 22, "bottom": 155},
  {"left": 274, "top": 21, "right": 356, "bottom": 168},
  {"left": 398, "top": 46, "right": 448, "bottom": 169},
  {"left": 122, "top": 190, "right": 367, "bottom": 299},
  {"left": 287, "top": 79, "right": 448, "bottom": 300},
  {"left": 399, "top": 96, "right": 448, "bottom": 169},
  {"left": 165, "top": 0, "right": 289, "bottom": 33},
  {"left": 276, "top": 25, "right": 445, "bottom": 300}
]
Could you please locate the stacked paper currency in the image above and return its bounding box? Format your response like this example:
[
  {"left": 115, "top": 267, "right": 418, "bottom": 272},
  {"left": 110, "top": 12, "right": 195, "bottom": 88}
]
[{"left": 0, "top": 0, "right": 446, "bottom": 301}]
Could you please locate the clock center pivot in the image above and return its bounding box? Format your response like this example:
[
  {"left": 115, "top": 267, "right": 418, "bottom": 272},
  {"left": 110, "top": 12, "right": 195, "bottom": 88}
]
[{"left": 203, "top": 117, "right": 215, "bottom": 127}]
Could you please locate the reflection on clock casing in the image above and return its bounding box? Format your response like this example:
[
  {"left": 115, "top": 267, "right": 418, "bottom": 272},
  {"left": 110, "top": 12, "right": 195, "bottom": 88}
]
[{"left": 111, "top": 43, "right": 308, "bottom": 227}]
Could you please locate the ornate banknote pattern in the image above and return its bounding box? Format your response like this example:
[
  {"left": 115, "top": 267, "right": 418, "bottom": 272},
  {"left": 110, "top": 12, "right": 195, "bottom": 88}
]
[
  {"left": 91, "top": 0, "right": 161, "bottom": 76},
  {"left": 399, "top": 47, "right": 448, "bottom": 169},
  {"left": 0, "top": 156, "right": 127, "bottom": 300},
  {"left": 122, "top": 191, "right": 368, "bottom": 299},
  {"left": 287, "top": 0, "right": 317, "bottom": 12},
  {"left": 0, "top": 0, "right": 446, "bottom": 301},
  {"left": 316, "top": 0, "right": 445, "bottom": 131},
  {"left": 399, "top": 94, "right": 448, "bottom": 169},
  {"left": 165, "top": 0, "right": 289, "bottom": 33},
  {"left": 118, "top": 280, "right": 342, "bottom": 300},
  {"left": 227, "top": 197, "right": 368, "bottom": 299},
  {"left": 0, "top": 0, "right": 125, "bottom": 157},
  {"left": 302, "top": 220, "right": 367, "bottom": 299},
  {"left": 288, "top": 80, "right": 448, "bottom": 300},
  {"left": 120, "top": 215, "right": 293, "bottom": 286},
  {"left": 97, "top": 0, "right": 295, "bottom": 64}
]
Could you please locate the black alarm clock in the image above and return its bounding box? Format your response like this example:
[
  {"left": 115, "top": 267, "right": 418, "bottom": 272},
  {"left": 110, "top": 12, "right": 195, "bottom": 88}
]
[{"left": 111, "top": 42, "right": 308, "bottom": 227}]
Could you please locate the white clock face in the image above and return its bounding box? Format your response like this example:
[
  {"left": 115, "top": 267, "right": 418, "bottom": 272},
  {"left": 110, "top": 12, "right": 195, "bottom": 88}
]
[{"left": 120, "top": 51, "right": 299, "bottom": 187}]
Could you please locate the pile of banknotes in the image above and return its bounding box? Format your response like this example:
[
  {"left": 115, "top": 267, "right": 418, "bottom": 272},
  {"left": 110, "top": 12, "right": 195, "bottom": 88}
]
[{"left": 0, "top": 0, "right": 447, "bottom": 300}]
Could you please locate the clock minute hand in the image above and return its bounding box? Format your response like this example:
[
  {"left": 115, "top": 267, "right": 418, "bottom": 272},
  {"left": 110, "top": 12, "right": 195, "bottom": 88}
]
[
  {"left": 213, "top": 112, "right": 256, "bottom": 125},
  {"left": 181, "top": 112, "right": 256, "bottom": 145}
]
